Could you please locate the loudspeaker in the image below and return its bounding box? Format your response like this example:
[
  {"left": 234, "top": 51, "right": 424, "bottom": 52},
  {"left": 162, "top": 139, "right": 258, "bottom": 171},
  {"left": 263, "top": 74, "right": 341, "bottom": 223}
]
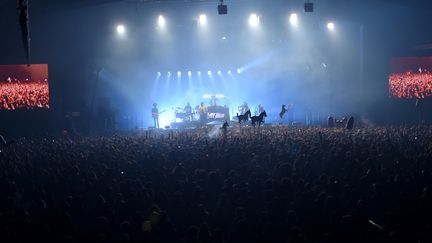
[
  {"left": 304, "top": 2, "right": 314, "bottom": 13},
  {"left": 218, "top": 4, "right": 227, "bottom": 15}
]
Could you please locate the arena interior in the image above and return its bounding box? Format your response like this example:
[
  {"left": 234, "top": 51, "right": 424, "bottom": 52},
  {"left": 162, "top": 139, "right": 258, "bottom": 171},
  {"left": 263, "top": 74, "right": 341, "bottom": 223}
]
[{"left": 1, "top": 0, "right": 432, "bottom": 242}]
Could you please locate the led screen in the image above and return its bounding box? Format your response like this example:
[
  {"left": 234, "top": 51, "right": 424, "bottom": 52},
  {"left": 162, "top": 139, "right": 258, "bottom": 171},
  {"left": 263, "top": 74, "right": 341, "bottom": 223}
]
[
  {"left": 389, "top": 57, "right": 432, "bottom": 98},
  {"left": 0, "top": 64, "right": 49, "bottom": 110}
]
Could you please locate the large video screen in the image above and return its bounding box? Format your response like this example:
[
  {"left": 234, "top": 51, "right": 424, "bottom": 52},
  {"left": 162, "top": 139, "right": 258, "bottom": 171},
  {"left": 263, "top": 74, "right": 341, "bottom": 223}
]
[
  {"left": 0, "top": 64, "right": 49, "bottom": 110},
  {"left": 389, "top": 57, "right": 432, "bottom": 99}
]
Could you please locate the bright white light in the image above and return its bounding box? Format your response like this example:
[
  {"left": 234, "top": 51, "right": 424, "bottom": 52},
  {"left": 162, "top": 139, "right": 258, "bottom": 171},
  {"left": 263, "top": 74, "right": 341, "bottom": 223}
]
[
  {"left": 116, "top": 25, "right": 125, "bottom": 35},
  {"left": 167, "top": 72, "right": 171, "bottom": 76},
  {"left": 327, "top": 22, "right": 335, "bottom": 31},
  {"left": 158, "top": 15, "right": 166, "bottom": 28},
  {"left": 249, "top": 14, "right": 260, "bottom": 27},
  {"left": 236, "top": 69, "right": 241, "bottom": 74},
  {"left": 157, "top": 72, "right": 161, "bottom": 76},
  {"left": 217, "top": 70, "right": 222, "bottom": 75},
  {"left": 159, "top": 114, "right": 171, "bottom": 128},
  {"left": 188, "top": 71, "right": 192, "bottom": 76},
  {"left": 199, "top": 14, "right": 207, "bottom": 26},
  {"left": 227, "top": 70, "right": 232, "bottom": 74},
  {"left": 289, "top": 13, "right": 298, "bottom": 27},
  {"left": 197, "top": 71, "right": 201, "bottom": 75},
  {"left": 177, "top": 71, "right": 181, "bottom": 76},
  {"left": 208, "top": 70, "right": 212, "bottom": 75}
]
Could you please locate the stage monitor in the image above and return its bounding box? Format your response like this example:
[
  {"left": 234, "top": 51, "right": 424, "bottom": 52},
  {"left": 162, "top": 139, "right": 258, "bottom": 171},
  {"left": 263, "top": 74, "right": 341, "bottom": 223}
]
[
  {"left": 389, "top": 57, "right": 432, "bottom": 99},
  {"left": 0, "top": 64, "right": 49, "bottom": 110}
]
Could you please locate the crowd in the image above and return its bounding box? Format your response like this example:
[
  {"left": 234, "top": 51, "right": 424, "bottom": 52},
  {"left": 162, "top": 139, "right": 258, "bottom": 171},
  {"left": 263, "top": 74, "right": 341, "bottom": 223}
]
[
  {"left": 389, "top": 71, "right": 432, "bottom": 99},
  {"left": 0, "top": 79, "right": 49, "bottom": 110},
  {"left": 1, "top": 126, "right": 432, "bottom": 242}
]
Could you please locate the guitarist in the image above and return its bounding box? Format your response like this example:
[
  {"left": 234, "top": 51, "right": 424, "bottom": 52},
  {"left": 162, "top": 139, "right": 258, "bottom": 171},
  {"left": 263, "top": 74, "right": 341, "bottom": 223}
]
[{"left": 151, "top": 103, "right": 160, "bottom": 128}]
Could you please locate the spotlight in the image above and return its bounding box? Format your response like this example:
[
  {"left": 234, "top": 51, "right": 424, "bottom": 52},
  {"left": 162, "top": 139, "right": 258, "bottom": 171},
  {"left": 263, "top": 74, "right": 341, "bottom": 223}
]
[
  {"left": 236, "top": 68, "right": 241, "bottom": 74},
  {"left": 167, "top": 71, "right": 171, "bottom": 76},
  {"left": 289, "top": 13, "right": 298, "bottom": 27},
  {"left": 208, "top": 70, "right": 212, "bottom": 75},
  {"left": 327, "top": 22, "right": 335, "bottom": 31},
  {"left": 116, "top": 24, "right": 125, "bottom": 34},
  {"left": 199, "top": 14, "right": 207, "bottom": 25},
  {"left": 158, "top": 15, "right": 166, "bottom": 28},
  {"left": 197, "top": 71, "right": 201, "bottom": 75},
  {"left": 188, "top": 71, "right": 192, "bottom": 76},
  {"left": 177, "top": 71, "right": 181, "bottom": 76},
  {"left": 218, "top": 0, "right": 227, "bottom": 15},
  {"left": 304, "top": 1, "right": 314, "bottom": 13},
  {"left": 249, "top": 13, "right": 260, "bottom": 27},
  {"left": 157, "top": 72, "right": 161, "bottom": 76},
  {"left": 217, "top": 70, "right": 222, "bottom": 75}
]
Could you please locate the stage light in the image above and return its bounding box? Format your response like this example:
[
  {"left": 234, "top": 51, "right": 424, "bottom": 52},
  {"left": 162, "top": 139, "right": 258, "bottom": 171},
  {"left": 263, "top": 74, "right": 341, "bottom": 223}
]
[
  {"left": 227, "top": 70, "right": 232, "bottom": 74},
  {"left": 304, "top": 2, "right": 314, "bottom": 13},
  {"left": 199, "top": 14, "right": 207, "bottom": 25},
  {"left": 218, "top": 0, "right": 227, "bottom": 15},
  {"left": 289, "top": 13, "right": 298, "bottom": 27},
  {"left": 188, "top": 71, "right": 192, "bottom": 76},
  {"left": 249, "top": 14, "right": 260, "bottom": 27},
  {"left": 217, "top": 70, "right": 222, "bottom": 75},
  {"left": 167, "top": 71, "right": 171, "bottom": 76},
  {"left": 197, "top": 71, "right": 201, "bottom": 75},
  {"left": 116, "top": 25, "right": 125, "bottom": 35},
  {"left": 177, "top": 71, "right": 181, "bottom": 76},
  {"left": 327, "top": 22, "right": 335, "bottom": 31},
  {"left": 157, "top": 72, "right": 161, "bottom": 76},
  {"left": 236, "top": 68, "right": 241, "bottom": 74},
  {"left": 158, "top": 15, "right": 166, "bottom": 28},
  {"left": 208, "top": 70, "right": 212, "bottom": 75}
]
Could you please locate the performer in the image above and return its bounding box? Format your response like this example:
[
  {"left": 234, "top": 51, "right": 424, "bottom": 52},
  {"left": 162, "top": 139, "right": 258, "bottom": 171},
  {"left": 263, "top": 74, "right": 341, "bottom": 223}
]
[
  {"left": 210, "top": 95, "right": 218, "bottom": 107},
  {"left": 240, "top": 101, "right": 250, "bottom": 115},
  {"left": 198, "top": 102, "right": 208, "bottom": 126},
  {"left": 279, "top": 104, "right": 287, "bottom": 120},
  {"left": 258, "top": 104, "right": 266, "bottom": 122},
  {"left": 184, "top": 102, "right": 192, "bottom": 121},
  {"left": 280, "top": 103, "right": 293, "bottom": 123},
  {"left": 257, "top": 104, "right": 265, "bottom": 113},
  {"left": 151, "top": 103, "right": 160, "bottom": 128}
]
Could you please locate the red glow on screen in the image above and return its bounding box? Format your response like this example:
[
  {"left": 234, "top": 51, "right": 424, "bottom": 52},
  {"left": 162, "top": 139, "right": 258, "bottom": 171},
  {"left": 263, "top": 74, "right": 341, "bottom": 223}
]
[
  {"left": 0, "top": 64, "right": 49, "bottom": 110},
  {"left": 389, "top": 57, "right": 432, "bottom": 99}
]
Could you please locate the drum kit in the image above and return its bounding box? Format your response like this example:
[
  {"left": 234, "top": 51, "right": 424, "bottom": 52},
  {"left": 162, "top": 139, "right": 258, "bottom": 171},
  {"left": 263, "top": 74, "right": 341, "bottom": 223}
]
[{"left": 174, "top": 107, "right": 197, "bottom": 122}]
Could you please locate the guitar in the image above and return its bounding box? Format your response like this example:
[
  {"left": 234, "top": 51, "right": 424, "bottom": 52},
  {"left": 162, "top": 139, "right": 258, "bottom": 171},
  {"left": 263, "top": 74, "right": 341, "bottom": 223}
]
[{"left": 152, "top": 110, "right": 166, "bottom": 118}]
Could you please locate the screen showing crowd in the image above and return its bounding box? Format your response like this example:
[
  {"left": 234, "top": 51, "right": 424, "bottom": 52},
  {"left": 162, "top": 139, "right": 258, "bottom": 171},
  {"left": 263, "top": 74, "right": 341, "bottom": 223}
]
[
  {"left": 0, "top": 64, "right": 49, "bottom": 110},
  {"left": 389, "top": 57, "right": 432, "bottom": 99}
]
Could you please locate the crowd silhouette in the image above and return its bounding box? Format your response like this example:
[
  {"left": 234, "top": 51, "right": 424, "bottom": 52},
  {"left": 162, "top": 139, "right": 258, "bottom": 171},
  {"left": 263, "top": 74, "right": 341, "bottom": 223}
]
[{"left": 1, "top": 126, "right": 432, "bottom": 243}]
